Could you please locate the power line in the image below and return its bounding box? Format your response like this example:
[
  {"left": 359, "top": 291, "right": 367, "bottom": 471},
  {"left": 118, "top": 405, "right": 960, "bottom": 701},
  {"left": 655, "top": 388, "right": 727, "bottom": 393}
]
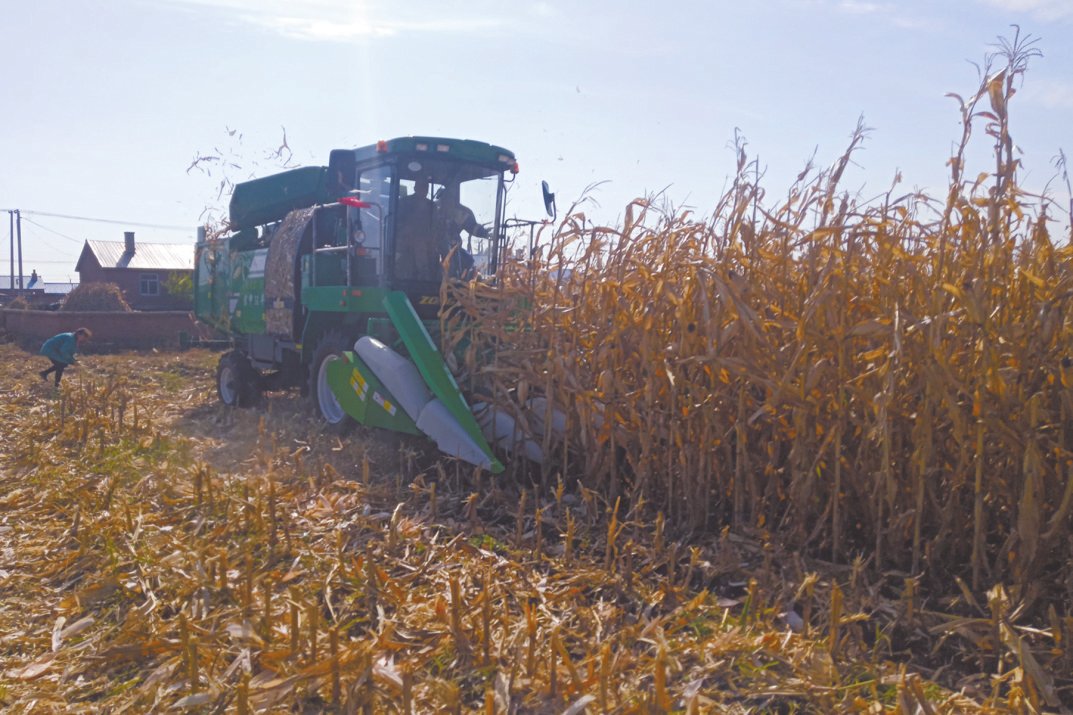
[
  {"left": 20, "top": 216, "right": 83, "bottom": 245},
  {"left": 1, "top": 259, "right": 77, "bottom": 265},
  {"left": 12, "top": 209, "right": 192, "bottom": 232}
]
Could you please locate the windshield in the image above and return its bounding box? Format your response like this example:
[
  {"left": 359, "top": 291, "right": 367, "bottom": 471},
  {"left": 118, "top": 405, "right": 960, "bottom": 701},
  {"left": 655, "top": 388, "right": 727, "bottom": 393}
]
[{"left": 394, "top": 159, "right": 504, "bottom": 281}]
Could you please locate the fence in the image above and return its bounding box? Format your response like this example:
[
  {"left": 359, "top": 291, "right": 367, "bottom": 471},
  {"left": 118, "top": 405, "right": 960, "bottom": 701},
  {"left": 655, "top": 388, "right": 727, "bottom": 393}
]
[{"left": 0, "top": 309, "right": 217, "bottom": 351}]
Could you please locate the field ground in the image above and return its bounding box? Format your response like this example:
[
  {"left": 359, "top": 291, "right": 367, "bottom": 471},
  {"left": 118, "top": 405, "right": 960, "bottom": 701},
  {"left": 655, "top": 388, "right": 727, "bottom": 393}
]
[{"left": 0, "top": 342, "right": 1064, "bottom": 712}]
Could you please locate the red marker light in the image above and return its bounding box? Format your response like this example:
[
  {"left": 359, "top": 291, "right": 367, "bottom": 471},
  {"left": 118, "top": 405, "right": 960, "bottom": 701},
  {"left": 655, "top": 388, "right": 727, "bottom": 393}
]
[
  {"left": 376, "top": 140, "right": 388, "bottom": 152},
  {"left": 511, "top": 162, "right": 520, "bottom": 174},
  {"left": 340, "top": 197, "right": 372, "bottom": 208}
]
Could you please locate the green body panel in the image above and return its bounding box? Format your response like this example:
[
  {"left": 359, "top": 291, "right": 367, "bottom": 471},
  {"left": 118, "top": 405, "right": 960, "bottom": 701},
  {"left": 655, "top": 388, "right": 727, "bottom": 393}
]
[
  {"left": 229, "top": 166, "right": 329, "bottom": 229},
  {"left": 228, "top": 248, "right": 268, "bottom": 334},
  {"left": 326, "top": 352, "right": 421, "bottom": 434},
  {"left": 383, "top": 291, "right": 503, "bottom": 473},
  {"left": 301, "top": 284, "right": 391, "bottom": 314}
]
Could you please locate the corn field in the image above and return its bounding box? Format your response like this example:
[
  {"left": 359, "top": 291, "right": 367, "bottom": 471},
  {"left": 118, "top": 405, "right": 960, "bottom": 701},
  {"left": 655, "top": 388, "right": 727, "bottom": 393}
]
[{"left": 445, "top": 33, "right": 1073, "bottom": 639}]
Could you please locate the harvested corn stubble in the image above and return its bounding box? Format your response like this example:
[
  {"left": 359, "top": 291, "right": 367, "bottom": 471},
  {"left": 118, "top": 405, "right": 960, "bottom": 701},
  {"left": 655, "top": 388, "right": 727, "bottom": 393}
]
[{"left": 0, "top": 344, "right": 1020, "bottom": 711}]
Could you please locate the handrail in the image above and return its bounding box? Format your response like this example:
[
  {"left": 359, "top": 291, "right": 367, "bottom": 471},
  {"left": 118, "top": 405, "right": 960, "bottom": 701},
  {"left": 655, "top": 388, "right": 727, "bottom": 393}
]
[{"left": 309, "top": 198, "right": 384, "bottom": 288}]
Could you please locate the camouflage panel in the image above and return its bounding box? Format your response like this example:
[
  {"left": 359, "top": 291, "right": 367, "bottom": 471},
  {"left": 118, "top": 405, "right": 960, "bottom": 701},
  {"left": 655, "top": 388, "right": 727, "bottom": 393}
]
[{"left": 265, "top": 208, "right": 315, "bottom": 338}]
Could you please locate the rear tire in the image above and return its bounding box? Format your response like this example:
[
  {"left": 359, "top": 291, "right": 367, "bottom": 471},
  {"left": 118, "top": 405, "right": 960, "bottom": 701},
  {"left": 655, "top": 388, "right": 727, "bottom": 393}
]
[
  {"left": 309, "top": 331, "right": 354, "bottom": 434},
  {"left": 217, "top": 350, "right": 259, "bottom": 407}
]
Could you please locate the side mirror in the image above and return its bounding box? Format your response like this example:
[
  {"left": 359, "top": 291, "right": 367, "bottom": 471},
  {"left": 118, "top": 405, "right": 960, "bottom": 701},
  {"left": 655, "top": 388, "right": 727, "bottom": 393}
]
[{"left": 541, "top": 180, "right": 557, "bottom": 221}]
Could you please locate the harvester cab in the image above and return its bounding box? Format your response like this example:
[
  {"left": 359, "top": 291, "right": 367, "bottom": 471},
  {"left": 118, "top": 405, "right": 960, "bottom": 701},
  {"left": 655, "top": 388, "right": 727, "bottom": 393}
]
[
  {"left": 324, "top": 138, "right": 513, "bottom": 297},
  {"left": 195, "top": 136, "right": 559, "bottom": 474}
]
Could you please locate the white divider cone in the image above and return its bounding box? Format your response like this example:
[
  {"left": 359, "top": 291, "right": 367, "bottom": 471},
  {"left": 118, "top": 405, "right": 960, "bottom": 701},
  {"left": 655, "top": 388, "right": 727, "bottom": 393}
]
[
  {"left": 355, "top": 336, "right": 432, "bottom": 420},
  {"left": 473, "top": 402, "right": 545, "bottom": 464},
  {"left": 417, "top": 399, "right": 496, "bottom": 470},
  {"left": 357, "top": 336, "right": 495, "bottom": 469},
  {"left": 525, "top": 396, "right": 568, "bottom": 441}
]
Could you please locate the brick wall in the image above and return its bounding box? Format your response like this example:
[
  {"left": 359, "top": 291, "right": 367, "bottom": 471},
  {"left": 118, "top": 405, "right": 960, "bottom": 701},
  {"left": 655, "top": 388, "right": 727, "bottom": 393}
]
[{"left": 0, "top": 309, "right": 214, "bottom": 351}]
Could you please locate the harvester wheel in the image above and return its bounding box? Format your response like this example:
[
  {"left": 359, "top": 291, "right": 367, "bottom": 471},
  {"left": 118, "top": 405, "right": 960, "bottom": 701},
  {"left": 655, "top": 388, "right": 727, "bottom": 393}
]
[
  {"left": 217, "top": 350, "right": 259, "bottom": 407},
  {"left": 309, "top": 331, "right": 354, "bottom": 433}
]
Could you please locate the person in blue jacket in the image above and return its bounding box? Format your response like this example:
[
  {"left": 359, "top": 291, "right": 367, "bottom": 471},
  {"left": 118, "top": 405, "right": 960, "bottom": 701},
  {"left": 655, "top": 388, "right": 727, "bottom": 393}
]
[{"left": 38, "top": 328, "right": 92, "bottom": 386}]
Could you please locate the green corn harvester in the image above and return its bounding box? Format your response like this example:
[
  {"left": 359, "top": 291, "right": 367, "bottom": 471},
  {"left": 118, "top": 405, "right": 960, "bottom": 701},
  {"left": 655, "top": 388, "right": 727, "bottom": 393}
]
[{"left": 194, "top": 136, "right": 558, "bottom": 473}]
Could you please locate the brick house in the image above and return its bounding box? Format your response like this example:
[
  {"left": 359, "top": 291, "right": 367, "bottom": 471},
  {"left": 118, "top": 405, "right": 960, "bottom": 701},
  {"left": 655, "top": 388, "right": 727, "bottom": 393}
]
[{"left": 75, "top": 232, "right": 194, "bottom": 310}]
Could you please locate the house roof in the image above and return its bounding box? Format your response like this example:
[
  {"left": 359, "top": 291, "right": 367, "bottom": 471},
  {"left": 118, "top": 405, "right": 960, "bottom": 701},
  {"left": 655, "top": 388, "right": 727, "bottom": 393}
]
[
  {"left": 0, "top": 274, "right": 73, "bottom": 291},
  {"left": 78, "top": 240, "right": 194, "bottom": 272},
  {"left": 42, "top": 281, "right": 77, "bottom": 295},
  {"left": 1, "top": 274, "right": 37, "bottom": 289}
]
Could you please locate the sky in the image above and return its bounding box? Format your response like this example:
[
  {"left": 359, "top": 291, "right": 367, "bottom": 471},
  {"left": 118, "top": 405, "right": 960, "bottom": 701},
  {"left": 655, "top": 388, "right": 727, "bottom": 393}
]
[{"left": 1, "top": 0, "right": 1071, "bottom": 284}]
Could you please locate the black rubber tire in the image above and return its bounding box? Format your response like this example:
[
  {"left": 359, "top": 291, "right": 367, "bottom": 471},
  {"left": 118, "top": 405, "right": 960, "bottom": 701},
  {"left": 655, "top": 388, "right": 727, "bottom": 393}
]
[
  {"left": 308, "top": 331, "right": 354, "bottom": 434},
  {"left": 217, "top": 350, "right": 259, "bottom": 407}
]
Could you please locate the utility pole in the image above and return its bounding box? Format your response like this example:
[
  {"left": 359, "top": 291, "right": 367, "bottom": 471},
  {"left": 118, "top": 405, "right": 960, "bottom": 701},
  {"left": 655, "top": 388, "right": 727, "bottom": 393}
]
[
  {"left": 15, "top": 209, "right": 23, "bottom": 290},
  {"left": 7, "top": 210, "right": 12, "bottom": 289}
]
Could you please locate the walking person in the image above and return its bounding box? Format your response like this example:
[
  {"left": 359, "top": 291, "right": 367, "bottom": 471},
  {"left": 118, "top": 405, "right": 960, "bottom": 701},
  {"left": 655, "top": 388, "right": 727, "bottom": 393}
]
[{"left": 38, "top": 327, "right": 91, "bottom": 386}]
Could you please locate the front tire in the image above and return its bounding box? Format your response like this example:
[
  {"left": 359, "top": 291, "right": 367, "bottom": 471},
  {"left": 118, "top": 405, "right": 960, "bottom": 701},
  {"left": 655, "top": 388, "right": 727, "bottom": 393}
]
[
  {"left": 309, "top": 331, "right": 354, "bottom": 434},
  {"left": 217, "top": 350, "right": 259, "bottom": 407}
]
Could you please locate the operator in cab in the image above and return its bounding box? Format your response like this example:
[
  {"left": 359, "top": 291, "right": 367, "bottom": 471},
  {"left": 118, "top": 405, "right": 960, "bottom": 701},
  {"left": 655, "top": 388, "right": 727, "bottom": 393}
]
[
  {"left": 434, "top": 182, "right": 486, "bottom": 280},
  {"left": 395, "top": 176, "right": 439, "bottom": 280}
]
